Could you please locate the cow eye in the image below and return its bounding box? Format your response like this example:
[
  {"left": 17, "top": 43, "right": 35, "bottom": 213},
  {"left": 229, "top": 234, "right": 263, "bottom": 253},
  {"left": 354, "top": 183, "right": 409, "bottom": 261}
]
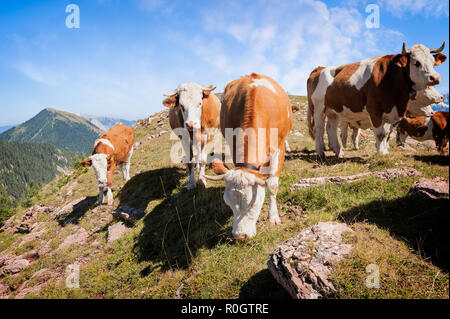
[{"left": 414, "top": 61, "right": 421, "bottom": 68}]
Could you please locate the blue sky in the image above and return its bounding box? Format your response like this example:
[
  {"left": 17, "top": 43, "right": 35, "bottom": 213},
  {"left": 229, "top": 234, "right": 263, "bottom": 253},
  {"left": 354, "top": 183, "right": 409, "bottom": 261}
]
[{"left": 0, "top": 0, "right": 448, "bottom": 125}]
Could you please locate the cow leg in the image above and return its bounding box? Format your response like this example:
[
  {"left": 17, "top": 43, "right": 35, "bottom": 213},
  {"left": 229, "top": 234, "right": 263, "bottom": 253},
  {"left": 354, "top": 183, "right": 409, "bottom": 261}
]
[
  {"left": 313, "top": 106, "right": 326, "bottom": 157},
  {"left": 122, "top": 148, "right": 134, "bottom": 181},
  {"left": 198, "top": 133, "right": 210, "bottom": 188},
  {"left": 98, "top": 186, "right": 104, "bottom": 205},
  {"left": 396, "top": 126, "right": 407, "bottom": 147},
  {"left": 340, "top": 121, "right": 349, "bottom": 149},
  {"left": 284, "top": 140, "right": 291, "bottom": 153},
  {"left": 182, "top": 133, "right": 196, "bottom": 190},
  {"left": 106, "top": 187, "right": 113, "bottom": 206},
  {"left": 326, "top": 113, "right": 343, "bottom": 158},
  {"left": 352, "top": 127, "right": 361, "bottom": 150},
  {"left": 266, "top": 176, "right": 281, "bottom": 225},
  {"left": 373, "top": 123, "right": 390, "bottom": 155}
]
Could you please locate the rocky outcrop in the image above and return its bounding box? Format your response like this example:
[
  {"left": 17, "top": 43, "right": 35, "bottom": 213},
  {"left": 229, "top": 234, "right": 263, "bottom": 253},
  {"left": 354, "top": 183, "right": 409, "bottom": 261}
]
[
  {"left": 291, "top": 167, "right": 421, "bottom": 190},
  {"left": 54, "top": 197, "right": 93, "bottom": 224},
  {"left": 57, "top": 226, "right": 89, "bottom": 251},
  {"left": 411, "top": 177, "right": 449, "bottom": 199},
  {"left": 268, "top": 222, "right": 354, "bottom": 299},
  {"left": 0, "top": 257, "right": 30, "bottom": 275}
]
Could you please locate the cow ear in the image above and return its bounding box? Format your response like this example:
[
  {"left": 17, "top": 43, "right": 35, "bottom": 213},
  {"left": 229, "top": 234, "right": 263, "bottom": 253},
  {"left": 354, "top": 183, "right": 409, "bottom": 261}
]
[
  {"left": 202, "top": 85, "right": 216, "bottom": 97},
  {"left": 434, "top": 53, "right": 447, "bottom": 66},
  {"left": 163, "top": 96, "right": 178, "bottom": 108},
  {"left": 212, "top": 159, "right": 228, "bottom": 175},
  {"left": 393, "top": 54, "right": 408, "bottom": 68},
  {"left": 79, "top": 160, "right": 92, "bottom": 167}
]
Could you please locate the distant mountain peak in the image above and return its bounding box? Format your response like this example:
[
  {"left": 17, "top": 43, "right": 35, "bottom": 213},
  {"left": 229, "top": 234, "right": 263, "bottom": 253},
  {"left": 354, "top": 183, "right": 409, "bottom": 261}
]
[{"left": 0, "top": 108, "right": 103, "bottom": 154}]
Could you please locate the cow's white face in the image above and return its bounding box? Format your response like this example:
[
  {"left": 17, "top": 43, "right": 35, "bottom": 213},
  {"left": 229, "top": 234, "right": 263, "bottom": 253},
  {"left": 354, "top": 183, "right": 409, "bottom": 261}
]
[
  {"left": 222, "top": 170, "right": 266, "bottom": 239},
  {"left": 409, "top": 86, "right": 443, "bottom": 117},
  {"left": 408, "top": 44, "right": 442, "bottom": 90},
  {"left": 90, "top": 153, "right": 108, "bottom": 187},
  {"left": 177, "top": 83, "right": 204, "bottom": 131}
]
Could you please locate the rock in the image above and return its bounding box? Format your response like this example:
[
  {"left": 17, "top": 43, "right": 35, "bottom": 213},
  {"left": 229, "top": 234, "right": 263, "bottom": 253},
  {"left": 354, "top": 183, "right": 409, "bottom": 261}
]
[
  {"left": 267, "top": 222, "right": 354, "bottom": 299},
  {"left": 0, "top": 282, "right": 8, "bottom": 295},
  {"left": 2, "top": 259, "right": 30, "bottom": 275},
  {"left": 15, "top": 223, "right": 31, "bottom": 234},
  {"left": 112, "top": 206, "right": 145, "bottom": 223},
  {"left": 107, "top": 222, "right": 129, "bottom": 242},
  {"left": 55, "top": 197, "right": 93, "bottom": 222},
  {"left": 57, "top": 227, "right": 89, "bottom": 250},
  {"left": 411, "top": 177, "right": 449, "bottom": 199},
  {"left": 291, "top": 167, "right": 421, "bottom": 190}
]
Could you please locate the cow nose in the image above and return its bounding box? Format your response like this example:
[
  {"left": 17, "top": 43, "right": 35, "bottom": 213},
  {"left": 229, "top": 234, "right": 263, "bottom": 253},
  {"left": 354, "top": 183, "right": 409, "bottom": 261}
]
[
  {"left": 233, "top": 233, "right": 247, "bottom": 240},
  {"left": 99, "top": 179, "right": 107, "bottom": 185},
  {"left": 186, "top": 121, "right": 195, "bottom": 130},
  {"left": 429, "top": 74, "right": 440, "bottom": 85}
]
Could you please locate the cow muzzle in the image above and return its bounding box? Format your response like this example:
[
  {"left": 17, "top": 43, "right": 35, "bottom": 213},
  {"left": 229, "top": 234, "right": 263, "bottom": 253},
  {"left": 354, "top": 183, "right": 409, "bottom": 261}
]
[{"left": 429, "top": 74, "right": 441, "bottom": 85}]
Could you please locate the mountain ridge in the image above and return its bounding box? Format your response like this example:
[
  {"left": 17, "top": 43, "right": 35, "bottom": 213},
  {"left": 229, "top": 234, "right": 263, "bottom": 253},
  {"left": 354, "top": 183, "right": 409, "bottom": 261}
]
[{"left": 0, "top": 108, "right": 103, "bottom": 154}]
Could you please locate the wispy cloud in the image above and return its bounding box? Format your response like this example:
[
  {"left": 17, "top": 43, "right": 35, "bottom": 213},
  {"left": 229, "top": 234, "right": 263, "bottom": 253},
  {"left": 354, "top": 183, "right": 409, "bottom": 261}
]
[{"left": 14, "top": 62, "right": 65, "bottom": 86}]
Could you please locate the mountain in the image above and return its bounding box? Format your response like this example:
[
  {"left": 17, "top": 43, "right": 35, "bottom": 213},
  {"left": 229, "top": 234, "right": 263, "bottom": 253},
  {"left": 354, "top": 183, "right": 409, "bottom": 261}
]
[
  {"left": 0, "top": 126, "right": 13, "bottom": 134},
  {"left": 0, "top": 140, "right": 77, "bottom": 200},
  {"left": 80, "top": 114, "right": 136, "bottom": 132},
  {"left": 0, "top": 108, "right": 103, "bottom": 154}
]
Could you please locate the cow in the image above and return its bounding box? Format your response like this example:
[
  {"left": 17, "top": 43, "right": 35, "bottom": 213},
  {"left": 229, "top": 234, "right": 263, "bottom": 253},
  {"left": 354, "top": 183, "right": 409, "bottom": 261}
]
[
  {"left": 204, "top": 73, "right": 292, "bottom": 240},
  {"left": 340, "top": 86, "right": 445, "bottom": 150},
  {"left": 79, "top": 124, "right": 135, "bottom": 205},
  {"left": 307, "top": 42, "right": 447, "bottom": 157},
  {"left": 397, "top": 111, "right": 448, "bottom": 154},
  {"left": 163, "top": 82, "right": 221, "bottom": 189}
]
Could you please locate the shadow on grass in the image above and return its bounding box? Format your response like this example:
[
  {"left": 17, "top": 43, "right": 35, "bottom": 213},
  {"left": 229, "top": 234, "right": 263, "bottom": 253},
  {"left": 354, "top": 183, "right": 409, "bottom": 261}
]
[
  {"left": 285, "top": 149, "right": 366, "bottom": 166},
  {"left": 58, "top": 196, "right": 97, "bottom": 226},
  {"left": 239, "top": 269, "right": 291, "bottom": 299},
  {"left": 337, "top": 193, "right": 449, "bottom": 271},
  {"left": 412, "top": 155, "right": 449, "bottom": 166},
  {"left": 119, "top": 166, "right": 233, "bottom": 271}
]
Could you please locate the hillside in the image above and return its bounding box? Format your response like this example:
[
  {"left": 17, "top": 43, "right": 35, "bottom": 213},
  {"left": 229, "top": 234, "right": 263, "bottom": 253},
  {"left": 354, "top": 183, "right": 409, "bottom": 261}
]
[
  {"left": 0, "top": 126, "right": 13, "bottom": 134},
  {"left": 80, "top": 114, "right": 136, "bottom": 132},
  {"left": 0, "top": 140, "right": 77, "bottom": 200},
  {"left": 0, "top": 96, "right": 448, "bottom": 299},
  {"left": 0, "top": 108, "right": 103, "bottom": 154}
]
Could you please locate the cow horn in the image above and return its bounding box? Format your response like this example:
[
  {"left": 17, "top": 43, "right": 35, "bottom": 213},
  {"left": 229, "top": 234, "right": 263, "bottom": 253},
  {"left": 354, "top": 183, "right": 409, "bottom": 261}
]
[
  {"left": 401, "top": 42, "right": 410, "bottom": 55},
  {"left": 204, "top": 174, "right": 225, "bottom": 181},
  {"left": 163, "top": 89, "right": 178, "bottom": 97},
  {"left": 430, "top": 41, "right": 445, "bottom": 54},
  {"left": 201, "top": 85, "right": 216, "bottom": 91},
  {"left": 254, "top": 177, "right": 266, "bottom": 186}
]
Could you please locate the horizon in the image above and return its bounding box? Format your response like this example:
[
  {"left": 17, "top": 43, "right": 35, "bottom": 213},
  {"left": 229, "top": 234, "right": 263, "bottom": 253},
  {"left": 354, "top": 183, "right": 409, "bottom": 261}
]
[{"left": 0, "top": 0, "right": 449, "bottom": 126}]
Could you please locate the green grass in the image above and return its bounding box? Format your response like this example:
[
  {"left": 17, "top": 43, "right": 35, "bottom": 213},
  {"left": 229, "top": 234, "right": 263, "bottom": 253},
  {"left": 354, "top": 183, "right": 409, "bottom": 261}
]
[{"left": 0, "top": 99, "right": 448, "bottom": 299}]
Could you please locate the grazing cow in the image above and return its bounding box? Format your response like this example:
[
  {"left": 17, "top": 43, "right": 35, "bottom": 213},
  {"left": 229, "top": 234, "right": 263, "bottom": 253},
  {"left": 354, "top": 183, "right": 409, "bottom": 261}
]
[
  {"left": 340, "top": 86, "right": 445, "bottom": 150},
  {"left": 80, "top": 124, "right": 135, "bottom": 205},
  {"left": 163, "top": 82, "right": 221, "bottom": 189},
  {"left": 204, "top": 73, "right": 292, "bottom": 239},
  {"left": 397, "top": 111, "right": 448, "bottom": 154},
  {"left": 307, "top": 42, "right": 447, "bottom": 157}
]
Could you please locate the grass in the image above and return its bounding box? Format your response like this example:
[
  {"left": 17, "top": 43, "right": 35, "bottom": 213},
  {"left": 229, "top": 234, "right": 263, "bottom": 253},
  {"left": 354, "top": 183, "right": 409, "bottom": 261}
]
[{"left": 0, "top": 96, "right": 448, "bottom": 299}]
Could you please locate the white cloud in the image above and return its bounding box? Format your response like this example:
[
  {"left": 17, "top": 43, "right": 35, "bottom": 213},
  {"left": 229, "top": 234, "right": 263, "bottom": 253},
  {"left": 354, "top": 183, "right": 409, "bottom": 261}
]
[
  {"left": 14, "top": 62, "right": 65, "bottom": 86},
  {"left": 378, "top": 0, "right": 449, "bottom": 18}
]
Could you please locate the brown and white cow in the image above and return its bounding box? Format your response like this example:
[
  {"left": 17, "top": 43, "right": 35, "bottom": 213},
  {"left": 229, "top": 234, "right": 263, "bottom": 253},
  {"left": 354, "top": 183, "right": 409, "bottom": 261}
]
[
  {"left": 204, "top": 73, "right": 292, "bottom": 239},
  {"left": 80, "top": 124, "right": 135, "bottom": 205},
  {"left": 163, "top": 82, "right": 221, "bottom": 189},
  {"left": 340, "top": 86, "right": 445, "bottom": 150},
  {"left": 397, "top": 111, "right": 448, "bottom": 154},
  {"left": 307, "top": 42, "right": 447, "bottom": 157}
]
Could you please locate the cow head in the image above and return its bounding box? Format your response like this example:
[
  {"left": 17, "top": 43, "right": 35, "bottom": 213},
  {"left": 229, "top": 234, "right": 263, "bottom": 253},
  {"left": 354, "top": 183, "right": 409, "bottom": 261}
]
[
  {"left": 395, "top": 42, "right": 447, "bottom": 90},
  {"left": 80, "top": 153, "right": 109, "bottom": 187},
  {"left": 163, "top": 83, "right": 216, "bottom": 131},
  {"left": 205, "top": 160, "right": 266, "bottom": 239},
  {"left": 408, "top": 86, "right": 443, "bottom": 117}
]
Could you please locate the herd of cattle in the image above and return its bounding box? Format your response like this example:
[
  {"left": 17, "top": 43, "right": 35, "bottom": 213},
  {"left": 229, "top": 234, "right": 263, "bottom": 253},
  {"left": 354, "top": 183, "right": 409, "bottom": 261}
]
[{"left": 80, "top": 42, "right": 448, "bottom": 240}]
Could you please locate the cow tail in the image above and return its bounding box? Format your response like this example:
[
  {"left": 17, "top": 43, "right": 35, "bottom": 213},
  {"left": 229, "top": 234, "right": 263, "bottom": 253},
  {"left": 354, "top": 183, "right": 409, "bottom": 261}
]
[{"left": 307, "top": 92, "right": 315, "bottom": 139}]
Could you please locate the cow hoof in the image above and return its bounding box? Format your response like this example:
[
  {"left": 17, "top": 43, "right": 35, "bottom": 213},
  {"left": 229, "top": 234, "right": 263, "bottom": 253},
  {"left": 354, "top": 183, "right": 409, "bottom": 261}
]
[
  {"left": 187, "top": 183, "right": 197, "bottom": 190},
  {"left": 198, "top": 178, "right": 208, "bottom": 188},
  {"left": 269, "top": 215, "right": 281, "bottom": 225}
]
